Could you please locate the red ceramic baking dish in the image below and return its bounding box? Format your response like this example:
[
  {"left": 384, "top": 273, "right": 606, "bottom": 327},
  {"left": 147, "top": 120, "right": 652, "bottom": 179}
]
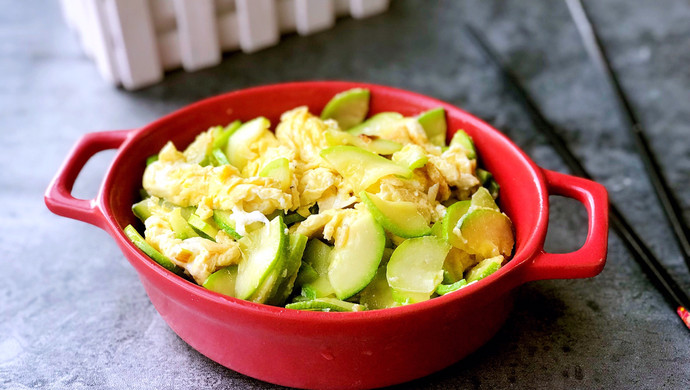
[{"left": 45, "top": 81, "right": 608, "bottom": 389}]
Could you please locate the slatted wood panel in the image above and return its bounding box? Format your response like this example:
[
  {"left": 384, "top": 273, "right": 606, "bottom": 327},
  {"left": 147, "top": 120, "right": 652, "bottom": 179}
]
[{"left": 61, "top": 0, "right": 390, "bottom": 89}]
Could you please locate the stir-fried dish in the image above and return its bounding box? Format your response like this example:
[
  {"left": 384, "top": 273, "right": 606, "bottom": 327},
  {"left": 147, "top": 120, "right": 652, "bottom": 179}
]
[{"left": 124, "top": 88, "right": 514, "bottom": 312}]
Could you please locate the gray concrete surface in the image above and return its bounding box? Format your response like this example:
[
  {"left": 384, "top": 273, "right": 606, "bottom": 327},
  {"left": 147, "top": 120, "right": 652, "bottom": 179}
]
[{"left": 2, "top": 0, "right": 689, "bottom": 389}]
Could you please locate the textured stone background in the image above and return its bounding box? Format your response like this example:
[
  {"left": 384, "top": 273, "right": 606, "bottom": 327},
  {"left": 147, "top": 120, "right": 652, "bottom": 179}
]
[{"left": 2, "top": 0, "right": 689, "bottom": 389}]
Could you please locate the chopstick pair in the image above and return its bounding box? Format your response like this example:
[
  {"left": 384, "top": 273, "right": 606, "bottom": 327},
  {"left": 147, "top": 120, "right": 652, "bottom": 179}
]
[
  {"left": 565, "top": 0, "right": 690, "bottom": 275},
  {"left": 463, "top": 26, "right": 690, "bottom": 330}
]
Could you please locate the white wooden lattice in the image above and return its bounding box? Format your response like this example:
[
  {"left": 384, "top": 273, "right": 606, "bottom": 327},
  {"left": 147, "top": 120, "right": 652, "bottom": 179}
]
[{"left": 60, "top": 0, "right": 390, "bottom": 90}]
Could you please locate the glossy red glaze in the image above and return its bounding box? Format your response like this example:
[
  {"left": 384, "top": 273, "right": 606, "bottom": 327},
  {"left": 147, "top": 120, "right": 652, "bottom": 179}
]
[{"left": 45, "top": 81, "right": 609, "bottom": 389}]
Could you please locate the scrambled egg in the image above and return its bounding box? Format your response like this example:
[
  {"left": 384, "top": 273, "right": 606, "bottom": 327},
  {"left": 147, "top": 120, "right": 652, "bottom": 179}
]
[
  {"left": 144, "top": 212, "right": 241, "bottom": 283},
  {"left": 140, "top": 107, "right": 478, "bottom": 284}
]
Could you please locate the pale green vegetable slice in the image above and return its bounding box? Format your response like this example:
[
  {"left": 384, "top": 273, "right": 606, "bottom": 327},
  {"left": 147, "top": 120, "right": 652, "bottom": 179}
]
[
  {"left": 465, "top": 256, "right": 504, "bottom": 283},
  {"left": 386, "top": 236, "right": 450, "bottom": 296},
  {"left": 366, "top": 138, "right": 403, "bottom": 155},
  {"left": 477, "top": 168, "right": 500, "bottom": 199},
  {"left": 225, "top": 117, "right": 270, "bottom": 170},
  {"left": 391, "top": 145, "right": 428, "bottom": 170},
  {"left": 430, "top": 221, "right": 443, "bottom": 238},
  {"left": 235, "top": 215, "right": 287, "bottom": 300},
  {"left": 169, "top": 207, "right": 199, "bottom": 240},
  {"left": 300, "top": 239, "right": 335, "bottom": 299},
  {"left": 320, "top": 145, "right": 412, "bottom": 193},
  {"left": 443, "top": 247, "right": 476, "bottom": 284},
  {"left": 213, "top": 210, "right": 242, "bottom": 240},
  {"left": 249, "top": 265, "right": 282, "bottom": 303},
  {"left": 203, "top": 265, "right": 238, "bottom": 297},
  {"left": 320, "top": 88, "right": 370, "bottom": 130},
  {"left": 300, "top": 279, "right": 334, "bottom": 300},
  {"left": 259, "top": 157, "right": 291, "bottom": 191},
  {"left": 269, "top": 233, "right": 308, "bottom": 306},
  {"left": 324, "top": 130, "right": 402, "bottom": 155},
  {"left": 249, "top": 230, "right": 299, "bottom": 304},
  {"left": 359, "top": 265, "right": 397, "bottom": 310},
  {"left": 435, "top": 279, "right": 468, "bottom": 295},
  {"left": 417, "top": 107, "right": 447, "bottom": 147},
  {"left": 124, "top": 225, "right": 183, "bottom": 275},
  {"left": 213, "top": 120, "right": 241, "bottom": 150},
  {"left": 188, "top": 213, "right": 218, "bottom": 241},
  {"left": 450, "top": 129, "right": 476, "bottom": 159},
  {"left": 477, "top": 168, "right": 491, "bottom": 184},
  {"left": 442, "top": 200, "right": 471, "bottom": 249},
  {"left": 132, "top": 197, "right": 158, "bottom": 222},
  {"left": 360, "top": 191, "right": 431, "bottom": 238},
  {"left": 211, "top": 148, "right": 230, "bottom": 166},
  {"left": 285, "top": 297, "right": 366, "bottom": 312},
  {"left": 348, "top": 112, "right": 404, "bottom": 136},
  {"left": 295, "top": 262, "right": 319, "bottom": 287},
  {"left": 328, "top": 209, "right": 386, "bottom": 300},
  {"left": 304, "top": 239, "right": 333, "bottom": 275},
  {"left": 457, "top": 208, "right": 514, "bottom": 258},
  {"left": 470, "top": 187, "right": 500, "bottom": 211},
  {"left": 392, "top": 290, "right": 433, "bottom": 305}
]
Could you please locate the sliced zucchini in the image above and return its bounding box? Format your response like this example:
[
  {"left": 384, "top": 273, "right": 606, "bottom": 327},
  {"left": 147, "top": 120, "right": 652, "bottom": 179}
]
[
  {"left": 203, "top": 265, "right": 238, "bottom": 297},
  {"left": 450, "top": 129, "right": 476, "bottom": 159},
  {"left": 320, "top": 88, "right": 370, "bottom": 130},
  {"left": 212, "top": 210, "right": 242, "bottom": 240},
  {"left": 132, "top": 197, "right": 157, "bottom": 222},
  {"left": 359, "top": 265, "right": 397, "bottom": 310},
  {"left": 213, "top": 120, "right": 241, "bottom": 150},
  {"left": 435, "top": 279, "right": 468, "bottom": 295},
  {"left": 470, "top": 187, "right": 500, "bottom": 211},
  {"left": 386, "top": 236, "right": 450, "bottom": 297},
  {"left": 476, "top": 168, "right": 492, "bottom": 185},
  {"left": 360, "top": 191, "right": 431, "bottom": 238},
  {"left": 283, "top": 212, "right": 307, "bottom": 226},
  {"left": 442, "top": 200, "right": 471, "bottom": 248},
  {"left": 324, "top": 129, "right": 402, "bottom": 155},
  {"left": 417, "top": 107, "right": 447, "bottom": 147},
  {"left": 188, "top": 213, "right": 219, "bottom": 241},
  {"left": 430, "top": 220, "right": 444, "bottom": 238},
  {"left": 486, "top": 179, "right": 500, "bottom": 200},
  {"left": 268, "top": 233, "right": 308, "bottom": 306},
  {"left": 211, "top": 147, "right": 230, "bottom": 166},
  {"left": 348, "top": 112, "right": 404, "bottom": 136},
  {"left": 235, "top": 215, "right": 287, "bottom": 300},
  {"left": 123, "top": 225, "right": 183, "bottom": 275},
  {"left": 169, "top": 207, "right": 199, "bottom": 240},
  {"left": 328, "top": 209, "right": 386, "bottom": 300},
  {"left": 285, "top": 297, "right": 366, "bottom": 312},
  {"left": 300, "top": 239, "right": 335, "bottom": 299},
  {"left": 465, "top": 256, "right": 504, "bottom": 283},
  {"left": 249, "top": 266, "right": 282, "bottom": 304},
  {"left": 391, "top": 145, "right": 428, "bottom": 170},
  {"left": 457, "top": 208, "right": 514, "bottom": 258},
  {"left": 443, "top": 247, "right": 475, "bottom": 284},
  {"left": 295, "top": 261, "right": 319, "bottom": 287},
  {"left": 225, "top": 117, "right": 271, "bottom": 171},
  {"left": 477, "top": 168, "right": 500, "bottom": 199},
  {"left": 391, "top": 290, "right": 432, "bottom": 305},
  {"left": 259, "top": 157, "right": 291, "bottom": 191},
  {"left": 320, "top": 145, "right": 412, "bottom": 192}
]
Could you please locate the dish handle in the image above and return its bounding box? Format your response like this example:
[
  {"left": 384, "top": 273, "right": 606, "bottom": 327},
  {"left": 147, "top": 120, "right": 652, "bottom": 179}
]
[
  {"left": 522, "top": 169, "right": 609, "bottom": 282},
  {"left": 44, "top": 130, "right": 132, "bottom": 230}
]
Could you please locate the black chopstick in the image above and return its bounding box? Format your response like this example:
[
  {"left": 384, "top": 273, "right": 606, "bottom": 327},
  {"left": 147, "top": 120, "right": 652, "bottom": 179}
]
[
  {"left": 565, "top": 0, "right": 690, "bottom": 271},
  {"left": 464, "top": 25, "right": 690, "bottom": 330}
]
